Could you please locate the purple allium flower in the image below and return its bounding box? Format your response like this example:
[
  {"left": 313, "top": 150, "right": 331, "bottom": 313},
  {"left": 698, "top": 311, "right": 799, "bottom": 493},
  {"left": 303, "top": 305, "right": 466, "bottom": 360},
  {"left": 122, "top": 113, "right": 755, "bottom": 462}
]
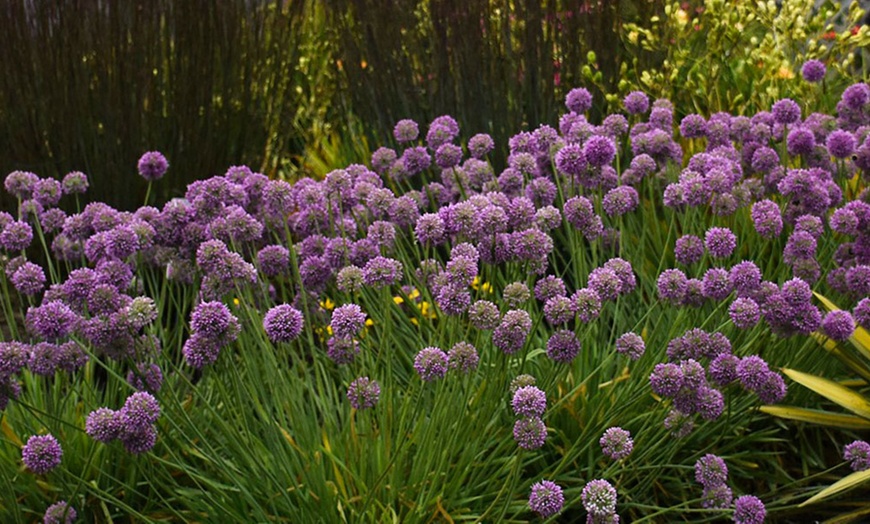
[
  {"left": 22, "top": 434, "right": 62, "bottom": 474},
  {"left": 623, "top": 90, "right": 650, "bottom": 114},
  {"left": 512, "top": 385, "right": 547, "bottom": 417},
  {"left": 191, "top": 301, "right": 237, "bottom": 340},
  {"left": 847, "top": 265, "right": 870, "bottom": 296},
  {"left": 751, "top": 147, "right": 780, "bottom": 174},
  {"left": 61, "top": 171, "right": 88, "bottom": 194},
  {"left": 26, "top": 301, "right": 78, "bottom": 341},
  {"left": 600, "top": 427, "right": 633, "bottom": 460},
  {"left": 555, "top": 143, "right": 586, "bottom": 176},
  {"left": 493, "top": 310, "right": 532, "bottom": 354},
  {"left": 529, "top": 480, "right": 564, "bottom": 518},
  {"left": 513, "top": 416, "right": 547, "bottom": 450},
  {"left": 772, "top": 98, "right": 801, "bottom": 124},
  {"left": 535, "top": 275, "right": 567, "bottom": 302},
  {"left": 413, "top": 213, "right": 445, "bottom": 246},
  {"left": 401, "top": 146, "right": 431, "bottom": 175},
  {"left": 657, "top": 269, "right": 688, "bottom": 303},
  {"left": 127, "top": 363, "right": 163, "bottom": 393},
  {"left": 121, "top": 391, "right": 161, "bottom": 433},
  {"left": 751, "top": 200, "right": 783, "bottom": 238},
  {"left": 584, "top": 135, "right": 617, "bottom": 167},
  {"left": 435, "top": 284, "right": 471, "bottom": 315},
  {"left": 11, "top": 261, "right": 46, "bottom": 296},
  {"left": 257, "top": 245, "right": 290, "bottom": 278},
  {"left": 831, "top": 208, "right": 859, "bottom": 236},
  {"left": 587, "top": 267, "right": 621, "bottom": 302},
  {"left": 336, "top": 266, "right": 364, "bottom": 294},
  {"left": 822, "top": 310, "right": 855, "bottom": 341},
  {"left": 0, "top": 220, "right": 33, "bottom": 251},
  {"left": 615, "top": 332, "right": 645, "bottom": 360},
  {"left": 602, "top": 113, "right": 629, "bottom": 137},
  {"left": 263, "top": 304, "right": 304, "bottom": 343},
  {"left": 566, "top": 87, "right": 593, "bottom": 113},
  {"left": 330, "top": 304, "right": 367, "bottom": 339},
  {"left": 33, "top": 178, "right": 62, "bottom": 208},
  {"left": 510, "top": 374, "right": 536, "bottom": 394},
  {"left": 414, "top": 346, "right": 448, "bottom": 382},
  {"left": 546, "top": 329, "right": 582, "bottom": 363},
  {"left": 43, "top": 500, "right": 76, "bottom": 524},
  {"left": 854, "top": 299, "right": 870, "bottom": 330},
  {"left": 447, "top": 341, "right": 479, "bottom": 373},
  {"left": 705, "top": 227, "right": 737, "bottom": 259},
  {"left": 733, "top": 495, "right": 766, "bottom": 524},
  {"left": 435, "top": 143, "right": 463, "bottom": 169},
  {"left": 137, "top": 151, "right": 169, "bottom": 181},
  {"left": 756, "top": 372, "right": 787, "bottom": 404},
  {"left": 675, "top": 235, "right": 704, "bottom": 266},
  {"left": 736, "top": 355, "right": 770, "bottom": 392},
  {"left": 729, "top": 297, "right": 760, "bottom": 329},
  {"left": 787, "top": 127, "right": 816, "bottom": 156},
  {"left": 844, "top": 440, "right": 870, "bottom": 471},
  {"left": 842, "top": 83, "right": 870, "bottom": 111},
  {"left": 326, "top": 336, "right": 359, "bottom": 365},
  {"left": 801, "top": 59, "right": 826, "bottom": 82},
  {"left": 371, "top": 147, "right": 398, "bottom": 175},
  {"left": 582, "top": 479, "right": 618, "bottom": 517},
  {"left": 602, "top": 186, "right": 639, "bottom": 216},
  {"left": 680, "top": 114, "right": 708, "bottom": 138},
  {"left": 535, "top": 205, "right": 562, "bottom": 230},
  {"left": 362, "top": 256, "right": 403, "bottom": 289},
  {"left": 468, "top": 133, "right": 495, "bottom": 158},
  {"left": 85, "top": 408, "right": 123, "bottom": 443},
  {"left": 650, "top": 363, "right": 684, "bottom": 397},
  {"left": 468, "top": 300, "right": 500, "bottom": 331},
  {"left": 4, "top": 170, "right": 38, "bottom": 199},
  {"left": 120, "top": 424, "right": 157, "bottom": 455},
  {"left": 347, "top": 377, "right": 380, "bottom": 410},
  {"left": 709, "top": 353, "right": 740, "bottom": 386},
  {"left": 503, "top": 282, "right": 531, "bottom": 307},
  {"left": 544, "top": 296, "right": 574, "bottom": 326},
  {"left": 28, "top": 343, "right": 59, "bottom": 376},
  {"left": 649, "top": 105, "right": 674, "bottom": 131},
  {"left": 694, "top": 453, "right": 728, "bottom": 487},
  {"left": 696, "top": 386, "right": 725, "bottom": 420},
  {"left": 393, "top": 119, "right": 419, "bottom": 142},
  {"left": 826, "top": 129, "right": 857, "bottom": 159},
  {"left": 701, "top": 268, "right": 732, "bottom": 301},
  {"left": 702, "top": 484, "right": 733, "bottom": 509},
  {"left": 729, "top": 261, "right": 762, "bottom": 297},
  {"left": 664, "top": 409, "right": 694, "bottom": 437}
]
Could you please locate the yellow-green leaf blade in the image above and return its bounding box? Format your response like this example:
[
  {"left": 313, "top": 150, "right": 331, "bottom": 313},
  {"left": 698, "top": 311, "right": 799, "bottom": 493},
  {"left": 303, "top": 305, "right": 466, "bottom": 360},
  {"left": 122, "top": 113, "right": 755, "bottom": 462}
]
[
  {"left": 799, "top": 468, "right": 870, "bottom": 507},
  {"left": 759, "top": 405, "right": 870, "bottom": 429},
  {"left": 781, "top": 368, "right": 870, "bottom": 420}
]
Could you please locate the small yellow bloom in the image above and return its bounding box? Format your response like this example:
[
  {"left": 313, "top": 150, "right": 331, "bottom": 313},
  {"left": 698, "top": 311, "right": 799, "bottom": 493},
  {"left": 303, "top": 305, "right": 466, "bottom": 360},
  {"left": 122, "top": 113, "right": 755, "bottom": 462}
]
[
  {"left": 319, "top": 298, "right": 335, "bottom": 311},
  {"left": 407, "top": 288, "right": 420, "bottom": 300},
  {"left": 365, "top": 319, "right": 374, "bottom": 327},
  {"left": 232, "top": 297, "right": 240, "bottom": 307},
  {"left": 393, "top": 296, "right": 404, "bottom": 305},
  {"left": 776, "top": 66, "right": 795, "bottom": 80}
]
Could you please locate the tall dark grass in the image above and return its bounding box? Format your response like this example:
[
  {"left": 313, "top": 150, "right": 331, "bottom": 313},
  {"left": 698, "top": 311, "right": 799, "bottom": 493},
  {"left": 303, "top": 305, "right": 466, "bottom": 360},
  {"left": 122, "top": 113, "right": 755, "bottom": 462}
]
[{"left": 0, "top": 0, "right": 328, "bottom": 211}]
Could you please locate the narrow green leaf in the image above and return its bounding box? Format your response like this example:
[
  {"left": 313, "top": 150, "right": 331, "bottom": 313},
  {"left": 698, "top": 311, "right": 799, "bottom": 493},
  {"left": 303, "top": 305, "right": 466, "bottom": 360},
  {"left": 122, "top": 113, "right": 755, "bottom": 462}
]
[
  {"left": 781, "top": 368, "right": 870, "bottom": 420},
  {"left": 759, "top": 405, "right": 870, "bottom": 429},
  {"left": 800, "top": 468, "right": 870, "bottom": 507}
]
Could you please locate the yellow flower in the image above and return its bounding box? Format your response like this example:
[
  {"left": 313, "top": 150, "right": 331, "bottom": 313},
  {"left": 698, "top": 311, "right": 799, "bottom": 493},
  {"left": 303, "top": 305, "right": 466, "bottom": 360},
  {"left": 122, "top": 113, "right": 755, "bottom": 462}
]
[
  {"left": 232, "top": 297, "right": 240, "bottom": 307},
  {"left": 320, "top": 297, "right": 335, "bottom": 311},
  {"left": 471, "top": 277, "right": 493, "bottom": 293},
  {"left": 776, "top": 66, "right": 795, "bottom": 79},
  {"left": 393, "top": 296, "right": 404, "bottom": 305}
]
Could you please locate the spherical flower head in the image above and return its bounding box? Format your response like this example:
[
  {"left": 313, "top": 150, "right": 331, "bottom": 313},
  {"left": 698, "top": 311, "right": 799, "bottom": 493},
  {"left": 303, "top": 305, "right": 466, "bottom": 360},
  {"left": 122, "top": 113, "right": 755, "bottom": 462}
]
[
  {"left": 801, "top": 59, "right": 826, "bottom": 83},
  {"left": 555, "top": 143, "right": 586, "bottom": 176},
  {"left": 362, "top": 256, "right": 403, "bottom": 289},
  {"left": 675, "top": 235, "right": 704, "bottom": 265},
  {"left": 330, "top": 303, "right": 367, "bottom": 339},
  {"left": 571, "top": 287, "right": 601, "bottom": 323},
  {"left": 650, "top": 363, "right": 684, "bottom": 397},
  {"left": 509, "top": 374, "right": 536, "bottom": 394},
  {"left": 566, "top": 87, "right": 593, "bottom": 113},
  {"left": 347, "top": 377, "right": 380, "bottom": 410},
  {"left": 401, "top": 146, "right": 431, "bottom": 175},
  {"left": 529, "top": 480, "right": 564, "bottom": 518},
  {"left": 435, "top": 143, "right": 463, "bottom": 169},
  {"left": 623, "top": 90, "right": 650, "bottom": 115},
  {"left": 751, "top": 147, "right": 780, "bottom": 174},
  {"left": 468, "top": 300, "right": 500, "bottom": 331},
  {"left": 680, "top": 114, "right": 708, "bottom": 138},
  {"left": 729, "top": 261, "right": 762, "bottom": 296},
  {"left": 733, "top": 495, "right": 766, "bottom": 524},
  {"left": 786, "top": 127, "right": 815, "bottom": 156},
  {"left": 86, "top": 407, "right": 122, "bottom": 443},
  {"left": 393, "top": 119, "right": 419, "bottom": 143},
  {"left": 534, "top": 275, "right": 567, "bottom": 302},
  {"left": 702, "top": 484, "right": 733, "bottom": 509},
  {"left": 61, "top": 171, "right": 89, "bottom": 194},
  {"left": 33, "top": 178, "right": 62, "bottom": 207},
  {"left": 615, "top": 332, "right": 644, "bottom": 360},
  {"left": 826, "top": 129, "right": 857, "bottom": 159},
  {"left": 844, "top": 440, "right": 870, "bottom": 471},
  {"left": 736, "top": 355, "right": 770, "bottom": 392},
  {"left": 583, "top": 135, "right": 617, "bottom": 167},
  {"left": 121, "top": 391, "right": 161, "bottom": 431},
  {"left": 513, "top": 416, "right": 547, "bottom": 450},
  {"left": 22, "top": 434, "right": 62, "bottom": 474},
  {"left": 729, "top": 297, "right": 760, "bottom": 329},
  {"left": 756, "top": 372, "right": 787, "bottom": 404},
  {"left": 26, "top": 300, "right": 78, "bottom": 341},
  {"left": 771, "top": 98, "right": 801, "bottom": 124},
  {"left": 701, "top": 268, "right": 732, "bottom": 301},
  {"left": 582, "top": 479, "right": 617, "bottom": 517},
  {"left": 600, "top": 427, "right": 633, "bottom": 460},
  {"left": 830, "top": 208, "right": 859, "bottom": 236},
  {"left": 447, "top": 341, "right": 479, "bottom": 373},
  {"left": 694, "top": 453, "right": 728, "bottom": 487},
  {"left": 512, "top": 385, "right": 547, "bottom": 417},
  {"left": 709, "top": 353, "right": 740, "bottom": 386},
  {"left": 257, "top": 245, "right": 290, "bottom": 278},
  {"left": 0, "top": 220, "right": 33, "bottom": 251},
  {"left": 847, "top": 265, "right": 870, "bottom": 296},
  {"left": 751, "top": 200, "right": 783, "bottom": 238},
  {"left": 705, "top": 227, "right": 737, "bottom": 259},
  {"left": 545, "top": 329, "right": 582, "bottom": 363},
  {"left": 4, "top": 170, "right": 38, "bottom": 199},
  {"left": 191, "top": 301, "right": 238, "bottom": 341},
  {"left": 11, "top": 261, "right": 46, "bottom": 296},
  {"left": 657, "top": 268, "right": 688, "bottom": 303},
  {"left": 120, "top": 424, "right": 158, "bottom": 455},
  {"left": 43, "top": 500, "right": 76, "bottom": 524},
  {"left": 137, "top": 151, "right": 169, "bottom": 181},
  {"left": 414, "top": 347, "right": 448, "bottom": 382},
  {"left": 588, "top": 267, "right": 621, "bottom": 302},
  {"left": 493, "top": 309, "right": 532, "bottom": 354},
  {"left": 602, "top": 186, "right": 639, "bottom": 216},
  {"left": 468, "top": 133, "right": 495, "bottom": 158},
  {"left": 336, "top": 265, "right": 365, "bottom": 294},
  {"left": 264, "top": 304, "right": 304, "bottom": 343},
  {"left": 604, "top": 258, "right": 637, "bottom": 295},
  {"left": 841, "top": 83, "right": 870, "bottom": 111},
  {"left": 371, "top": 147, "right": 398, "bottom": 175},
  {"left": 854, "top": 299, "right": 870, "bottom": 330},
  {"left": 822, "top": 310, "right": 855, "bottom": 341},
  {"left": 696, "top": 386, "right": 725, "bottom": 420}
]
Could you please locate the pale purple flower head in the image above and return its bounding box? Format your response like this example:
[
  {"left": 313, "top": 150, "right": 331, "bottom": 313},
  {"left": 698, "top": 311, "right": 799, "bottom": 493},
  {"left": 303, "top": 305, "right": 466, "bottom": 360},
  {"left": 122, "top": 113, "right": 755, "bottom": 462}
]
[
  {"left": 733, "top": 495, "right": 766, "bottom": 524},
  {"left": 493, "top": 310, "right": 532, "bottom": 354},
  {"left": 414, "top": 347, "right": 448, "bottom": 382},
  {"left": 623, "top": 90, "right": 650, "bottom": 115},
  {"left": 468, "top": 300, "right": 500, "bottom": 331},
  {"left": 675, "top": 235, "right": 704, "bottom": 265},
  {"left": 751, "top": 200, "right": 783, "bottom": 238},
  {"left": 801, "top": 59, "right": 826, "bottom": 82},
  {"left": 535, "top": 275, "right": 567, "bottom": 302},
  {"left": 336, "top": 265, "right": 364, "bottom": 294},
  {"left": 702, "top": 484, "right": 733, "bottom": 510},
  {"left": 61, "top": 171, "right": 88, "bottom": 194},
  {"left": 4, "top": 170, "right": 38, "bottom": 199},
  {"left": 137, "top": 151, "right": 169, "bottom": 181},
  {"left": 602, "top": 185, "right": 639, "bottom": 216},
  {"left": 844, "top": 440, "right": 870, "bottom": 472},
  {"left": 771, "top": 98, "right": 801, "bottom": 124},
  {"left": 729, "top": 297, "right": 760, "bottom": 329},
  {"left": 326, "top": 336, "right": 359, "bottom": 365},
  {"left": 657, "top": 269, "right": 688, "bottom": 303},
  {"left": 33, "top": 178, "right": 62, "bottom": 208},
  {"left": 512, "top": 385, "right": 546, "bottom": 417},
  {"left": 546, "top": 329, "right": 582, "bottom": 363},
  {"left": 393, "top": 119, "right": 419, "bottom": 143},
  {"left": 566, "top": 87, "right": 593, "bottom": 113},
  {"left": 22, "top": 434, "right": 62, "bottom": 474},
  {"left": 257, "top": 245, "right": 290, "bottom": 278},
  {"left": 584, "top": 135, "right": 617, "bottom": 167},
  {"left": 555, "top": 143, "right": 586, "bottom": 176},
  {"left": 447, "top": 341, "right": 479, "bottom": 373},
  {"left": 650, "top": 363, "right": 683, "bottom": 397},
  {"left": 263, "top": 304, "right": 304, "bottom": 343},
  {"left": 615, "top": 332, "right": 645, "bottom": 360},
  {"left": 513, "top": 416, "right": 547, "bottom": 450},
  {"left": 362, "top": 256, "right": 403, "bottom": 289},
  {"left": 695, "top": 453, "right": 728, "bottom": 487},
  {"left": 0, "top": 220, "right": 33, "bottom": 251},
  {"left": 331, "top": 304, "right": 367, "bottom": 339},
  {"left": 544, "top": 296, "right": 574, "bottom": 326},
  {"left": 347, "top": 377, "right": 380, "bottom": 410},
  {"left": 401, "top": 146, "right": 431, "bottom": 176},
  {"left": 529, "top": 480, "right": 564, "bottom": 518},
  {"left": 371, "top": 147, "right": 398, "bottom": 175},
  {"left": 822, "top": 310, "right": 855, "bottom": 341},
  {"left": 582, "top": 479, "right": 618, "bottom": 517},
  {"left": 468, "top": 133, "right": 495, "bottom": 158},
  {"left": 680, "top": 114, "right": 708, "bottom": 138},
  {"left": 588, "top": 267, "right": 622, "bottom": 302},
  {"left": 729, "top": 261, "right": 762, "bottom": 296},
  {"left": 600, "top": 427, "right": 633, "bottom": 460},
  {"left": 435, "top": 143, "right": 463, "bottom": 169},
  {"left": 43, "top": 500, "right": 76, "bottom": 524},
  {"left": 826, "top": 130, "right": 857, "bottom": 159},
  {"left": 705, "top": 227, "right": 737, "bottom": 258}
]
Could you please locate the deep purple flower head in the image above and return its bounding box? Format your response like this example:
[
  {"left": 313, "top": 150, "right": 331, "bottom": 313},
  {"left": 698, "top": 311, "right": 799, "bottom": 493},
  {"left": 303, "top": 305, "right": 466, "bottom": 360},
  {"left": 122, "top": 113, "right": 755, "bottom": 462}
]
[
  {"left": 22, "top": 434, "right": 62, "bottom": 474},
  {"left": 680, "top": 114, "right": 708, "bottom": 138},
  {"left": 584, "top": 135, "right": 617, "bottom": 167},
  {"left": 842, "top": 83, "right": 870, "bottom": 111},
  {"left": 772, "top": 98, "right": 801, "bottom": 124},
  {"left": 393, "top": 119, "right": 419, "bottom": 142},
  {"left": 26, "top": 301, "right": 78, "bottom": 341},
  {"left": 414, "top": 346, "right": 448, "bottom": 382},
  {"left": 588, "top": 267, "right": 622, "bottom": 302},
  {"left": 729, "top": 261, "right": 762, "bottom": 296},
  {"left": 529, "top": 480, "right": 564, "bottom": 518},
  {"left": 11, "top": 261, "right": 46, "bottom": 296},
  {"left": 512, "top": 385, "right": 547, "bottom": 417},
  {"left": 120, "top": 424, "right": 157, "bottom": 455},
  {"left": 602, "top": 185, "right": 639, "bottom": 216},
  {"left": 331, "top": 304, "right": 367, "bottom": 339},
  {"left": 751, "top": 200, "right": 783, "bottom": 238},
  {"left": 729, "top": 297, "right": 760, "bottom": 329},
  {"left": 121, "top": 391, "right": 161, "bottom": 432},
  {"left": 844, "top": 440, "right": 870, "bottom": 471},
  {"left": 0, "top": 220, "right": 33, "bottom": 251},
  {"left": 705, "top": 227, "right": 737, "bottom": 258},
  {"left": 786, "top": 127, "right": 816, "bottom": 156},
  {"left": 401, "top": 146, "right": 431, "bottom": 176},
  {"left": 581, "top": 479, "right": 618, "bottom": 517},
  {"left": 623, "top": 90, "right": 650, "bottom": 115},
  {"left": 801, "top": 59, "right": 826, "bottom": 82},
  {"left": 694, "top": 453, "right": 728, "bottom": 487},
  {"left": 846, "top": 265, "right": 870, "bottom": 296},
  {"left": 854, "top": 299, "right": 870, "bottom": 330},
  {"left": 183, "top": 335, "right": 220, "bottom": 369},
  {"left": 736, "top": 355, "right": 770, "bottom": 392},
  {"left": 751, "top": 147, "right": 780, "bottom": 174},
  {"left": 513, "top": 416, "right": 547, "bottom": 450},
  {"left": 733, "top": 495, "right": 766, "bottom": 524},
  {"left": 191, "top": 301, "right": 238, "bottom": 340},
  {"left": 702, "top": 267, "right": 733, "bottom": 301},
  {"left": 546, "top": 329, "right": 582, "bottom": 363},
  {"left": 566, "top": 87, "right": 593, "bottom": 113},
  {"left": 447, "top": 341, "right": 479, "bottom": 373},
  {"left": 468, "top": 133, "right": 495, "bottom": 158},
  {"left": 493, "top": 310, "right": 532, "bottom": 354},
  {"left": 263, "top": 304, "right": 304, "bottom": 343},
  {"left": 43, "top": 500, "right": 76, "bottom": 524},
  {"left": 435, "top": 143, "right": 463, "bottom": 169},
  {"left": 347, "top": 377, "right": 380, "bottom": 410},
  {"left": 657, "top": 269, "right": 688, "bottom": 303},
  {"left": 257, "top": 245, "right": 290, "bottom": 278},
  {"left": 826, "top": 130, "right": 857, "bottom": 159},
  {"left": 137, "top": 151, "right": 169, "bottom": 181},
  {"left": 709, "top": 353, "right": 740, "bottom": 386},
  {"left": 822, "top": 310, "right": 855, "bottom": 341},
  {"left": 544, "top": 296, "right": 574, "bottom": 326},
  {"left": 555, "top": 143, "right": 586, "bottom": 176},
  {"left": 650, "top": 363, "right": 683, "bottom": 397},
  {"left": 756, "top": 372, "right": 787, "bottom": 404},
  {"left": 615, "top": 332, "right": 645, "bottom": 360},
  {"left": 830, "top": 207, "right": 859, "bottom": 236},
  {"left": 600, "top": 427, "right": 633, "bottom": 460}
]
